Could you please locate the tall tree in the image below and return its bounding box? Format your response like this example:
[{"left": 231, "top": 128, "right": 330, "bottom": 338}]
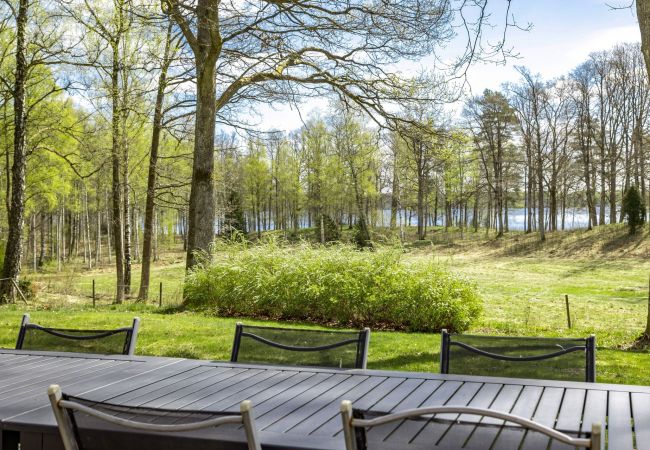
[
  {"left": 570, "top": 62, "right": 598, "bottom": 230},
  {"left": 465, "top": 90, "right": 516, "bottom": 237},
  {"left": 160, "top": 0, "right": 507, "bottom": 268},
  {"left": 397, "top": 119, "right": 439, "bottom": 240},
  {"left": 138, "top": 22, "right": 177, "bottom": 301},
  {"left": 0, "top": 0, "right": 63, "bottom": 299},
  {"left": 510, "top": 68, "right": 547, "bottom": 241}
]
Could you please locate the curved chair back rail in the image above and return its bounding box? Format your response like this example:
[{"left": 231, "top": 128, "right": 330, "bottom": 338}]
[
  {"left": 340, "top": 400, "right": 601, "bottom": 450},
  {"left": 239, "top": 331, "right": 362, "bottom": 352},
  {"left": 47, "top": 385, "right": 261, "bottom": 450},
  {"left": 440, "top": 329, "right": 596, "bottom": 382},
  {"left": 448, "top": 340, "right": 587, "bottom": 362},
  {"left": 16, "top": 314, "right": 140, "bottom": 355},
  {"left": 231, "top": 322, "right": 371, "bottom": 369}
]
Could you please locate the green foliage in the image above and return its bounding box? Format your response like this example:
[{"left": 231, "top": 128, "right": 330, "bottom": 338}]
[
  {"left": 183, "top": 241, "right": 482, "bottom": 332},
  {"left": 621, "top": 185, "right": 646, "bottom": 234},
  {"left": 315, "top": 214, "right": 341, "bottom": 243},
  {"left": 17, "top": 279, "right": 37, "bottom": 301},
  {"left": 223, "top": 190, "right": 247, "bottom": 238},
  {"left": 353, "top": 218, "right": 372, "bottom": 248}
]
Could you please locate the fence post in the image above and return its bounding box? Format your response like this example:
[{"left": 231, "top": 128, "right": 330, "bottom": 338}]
[
  {"left": 92, "top": 279, "right": 96, "bottom": 308},
  {"left": 159, "top": 282, "right": 163, "bottom": 307},
  {"left": 10, "top": 279, "right": 28, "bottom": 304},
  {"left": 565, "top": 294, "right": 572, "bottom": 329}
]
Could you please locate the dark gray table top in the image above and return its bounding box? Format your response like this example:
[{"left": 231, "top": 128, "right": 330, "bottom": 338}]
[{"left": 0, "top": 349, "right": 648, "bottom": 449}]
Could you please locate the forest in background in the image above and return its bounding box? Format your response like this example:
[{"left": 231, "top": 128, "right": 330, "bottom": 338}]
[{"left": 0, "top": 0, "right": 649, "bottom": 302}]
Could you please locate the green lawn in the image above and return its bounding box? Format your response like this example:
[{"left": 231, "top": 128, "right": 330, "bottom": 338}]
[{"left": 3, "top": 228, "right": 650, "bottom": 385}]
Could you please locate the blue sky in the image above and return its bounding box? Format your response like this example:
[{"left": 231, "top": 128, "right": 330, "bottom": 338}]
[{"left": 253, "top": 0, "right": 641, "bottom": 132}]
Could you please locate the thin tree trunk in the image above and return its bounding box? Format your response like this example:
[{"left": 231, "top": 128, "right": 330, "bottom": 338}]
[
  {"left": 0, "top": 0, "right": 29, "bottom": 301},
  {"left": 31, "top": 214, "right": 36, "bottom": 272},
  {"left": 390, "top": 148, "right": 399, "bottom": 230},
  {"left": 153, "top": 208, "right": 158, "bottom": 262},
  {"left": 57, "top": 211, "right": 61, "bottom": 272},
  {"left": 106, "top": 189, "right": 112, "bottom": 264},
  {"left": 133, "top": 207, "right": 139, "bottom": 261},
  {"left": 122, "top": 113, "right": 131, "bottom": 297},
  {"left": 96, "top": 187, "right": 101, "bottom": 265},
  {"left": 111, "top": 41, "right": 125, "bottom": 304},
  {"left": 84, "top": 186, "right": 92, "bottom": 269},
  {"left": 61, "top": 200, "right": 65, "bottom": 266},
  {"left": 39, "top": 212, "right": 45, "bottom": 267}
]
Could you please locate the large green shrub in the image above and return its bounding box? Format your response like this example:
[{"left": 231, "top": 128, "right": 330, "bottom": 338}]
[{"left": 184, "top": 241, "right": 481, "bottom": 332}]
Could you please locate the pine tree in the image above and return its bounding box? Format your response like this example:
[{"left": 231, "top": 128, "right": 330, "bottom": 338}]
[
  {"left": 621, "top": 185, "right": 646, "bottom": 234},
  {"left": 223, "top": 190, "right": 246, "bottom": 239}
]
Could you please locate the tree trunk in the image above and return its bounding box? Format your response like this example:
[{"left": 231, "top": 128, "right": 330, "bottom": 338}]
[
  {"left": 84, "top": 187, "right": 92, "bottom": 269},
  {"left": 31, "top": 214, "right": 36, "bottom": 272},
  {"left": 0, "top": 0, "right": 29, "bottom": 301},
  {"left": 153, "top": 208, "right": 158, "bottom": 262},
  {"left": 537, "top": 150, "right": 545, "bottom": 241},
  {"left": 186, "top": 54, "right": 217, "bottom": 269},
  {"left": 122, "top": 106, "right": 131, "bottom": 297},
  {"left": 390, "top": 148, "right": 399, "bottom": 229},
  {"left": 526, "top": 149, "right": 534, "bottom": 233},
  {"left": 39, "top": 212, "right": 45, "bottom": 267},
  {"left": 111, "top": 42, "right": 125, "bottom": 304},
  {"left": 96, "top": 183, "right": 101, "bottom": 265},
  {"left": 609, "top": 147, "right": 617, "bottom": 225}
]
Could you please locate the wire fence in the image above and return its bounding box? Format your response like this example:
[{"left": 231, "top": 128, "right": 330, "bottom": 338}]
[{"left": 33, "top": 278, "right": 185, "bottom": 308}]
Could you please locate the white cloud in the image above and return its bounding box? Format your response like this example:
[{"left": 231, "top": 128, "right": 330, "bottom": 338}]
[{"left": 565, "top": 25, "right": 640, "bottom": 60}]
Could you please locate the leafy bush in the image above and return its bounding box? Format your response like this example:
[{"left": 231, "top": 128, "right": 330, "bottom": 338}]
[
  {"left": 184, "top": 241, "right": 481, "bottom": 332},
  {"left": 17, "top": 279, "right": 37, "bottom": 300}
]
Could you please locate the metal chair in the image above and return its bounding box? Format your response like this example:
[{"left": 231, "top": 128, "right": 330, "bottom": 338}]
[
  {"left": 48, "top": 384, "right": 261, "bottom": 450},
  {"left": 16, "top": 314, "right": 140, "bottom": 356},
  {"left": 440, "top": 329, "right": 596, "bottom": 382},
  {"left": 230, "top": 322, "right": 370, "bottom": 369},
  {"left": 340, "top": 400, "right": 601, "bottom": 450}
]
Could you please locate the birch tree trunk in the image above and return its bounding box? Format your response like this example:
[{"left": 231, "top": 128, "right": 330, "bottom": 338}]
[
  {"left": 138, "top": 24, "right": 173, "bottom": 300},
  {"left": 111, "top": 40, "right": 125, "bottom": 304},
  {"left": 0, "top": 0, "right": 29, "bottom": 301}
]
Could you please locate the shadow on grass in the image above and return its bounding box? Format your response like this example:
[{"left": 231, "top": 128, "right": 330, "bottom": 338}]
[
  {"left": 157, "top": 304, "right": 186, "bottom": 315},
  {"left": 369, "top": 352, "right": 440, "bottom": 371},
  {"left": 600, "top": 231, "right": 646, "bottom": 255},
  {"left": 478, "top": 223, "right": 650, "bottom": 260}
]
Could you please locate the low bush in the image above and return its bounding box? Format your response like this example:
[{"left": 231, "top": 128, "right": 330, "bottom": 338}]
[{"left": 183, "top": 241, "right": 481, "bottom": 332}]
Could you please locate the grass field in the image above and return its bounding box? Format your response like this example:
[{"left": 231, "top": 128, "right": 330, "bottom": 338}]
[{"left": 2, "top": 224, "right": 649, "bottom": 385}]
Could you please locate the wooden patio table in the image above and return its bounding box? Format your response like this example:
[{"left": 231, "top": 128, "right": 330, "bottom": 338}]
[{"left": 0, "top": 349, "right": 648, "bottom": 450}]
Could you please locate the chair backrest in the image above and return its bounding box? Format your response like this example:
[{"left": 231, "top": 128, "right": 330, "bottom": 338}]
[
  {"left": 440, "top": 330, "right": 596, "bottom": 382},
  {"left": 16, "top": 314, "right": 140, "bottom": 356},
  {"left": 230, "top": 323, "right": 370, "bottom": 369},
  {"left": 340, "top": 400, "right": 601, "bottom": 450},
  {"left": 47, "top": 385, "right": 261, "bottom": 450}
]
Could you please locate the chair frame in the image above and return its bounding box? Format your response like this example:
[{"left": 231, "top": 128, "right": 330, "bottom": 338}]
[
  {"left": 230, "top": 322, "right": 371, "bottom": 369},
  {"left": 16, "top": 314, "right": 140, "bottom": 356},
  {"left": 340, "top": 400, "right": 601, "bottom": 450},
  {"left": 47, "top": 384, "right": 261, "bottom": 450},
  {"left": 440, "top": 329, "right": 596, "bottom": 382}
]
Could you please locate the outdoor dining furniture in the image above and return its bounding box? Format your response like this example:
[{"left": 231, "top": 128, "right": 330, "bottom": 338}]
[
  {"left": 440, "top": 329, "right": 596, "bottom": 382},
  {"left": 15, "top": 314, "right": 140, "bottom": 356},
  {"left": 47, "top": 384, "right": 261, "bottom": 450},
  {"left": 0, "top": 348, "right": 645, "bottom": 450},
  {"left": 230, "top": 322, "right": 371, "bottom": 369},
  {"left": 340, "top": 400, "right": 601, "bottom": 449}
]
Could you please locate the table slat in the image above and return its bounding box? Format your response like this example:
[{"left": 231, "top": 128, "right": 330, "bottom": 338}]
[
  {"left": 607, "top": 391, "right": 634, "bottom": 450},
  {"left": 632, "top": 393, "right": 650, "bottom": 450}
]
